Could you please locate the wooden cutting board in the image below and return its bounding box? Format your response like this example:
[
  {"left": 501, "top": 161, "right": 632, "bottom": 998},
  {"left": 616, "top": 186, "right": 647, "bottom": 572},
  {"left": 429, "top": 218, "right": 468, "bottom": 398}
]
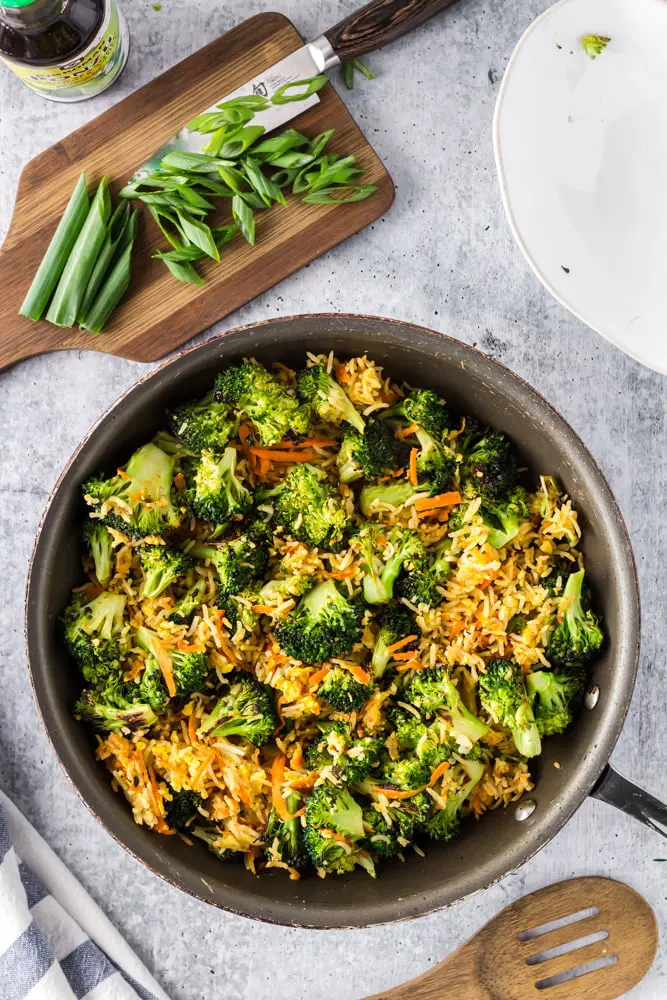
[{"left": 0, "top": 12, "right": 394, "bottom": 371}]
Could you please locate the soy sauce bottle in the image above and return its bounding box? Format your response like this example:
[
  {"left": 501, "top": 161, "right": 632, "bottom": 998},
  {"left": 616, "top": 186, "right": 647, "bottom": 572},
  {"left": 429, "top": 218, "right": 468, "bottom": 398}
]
[{"left": 0, "top": 0, "right": 128, "bottom": 102}]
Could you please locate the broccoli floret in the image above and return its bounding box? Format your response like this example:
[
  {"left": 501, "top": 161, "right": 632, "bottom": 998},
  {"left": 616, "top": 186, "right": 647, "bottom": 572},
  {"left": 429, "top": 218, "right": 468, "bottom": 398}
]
[
  {"left": 404, "top": 667, "right": 489, "bottom": 746},
  {"left": 413, "top": 426, "right": 457, "bottom": 494},
  {"left": 507, "top": 614, "right": 528, "bottom": 635},
  {"left": 296, "top": 365, "right": 364, "bottom": 432},
  {"left": 481, "top": 486, "right": 530, "bottom": 549},
  {"left": 135, "top": 626, "right": 208, "bottom": 697},
  {"left": 139, "top": 544, "right": 193, "bottom": 598},
  {"left": 263, "top": 791, "right": 308, "bottom": 871},
  {"left": 383, "top": 389, "right": 452, "bottom": 437},
  {"left": 547, "top": 569, "right": 604, "bottom": 668},
  {"left": 83, "top": 521, "right": 114, "bottom": 585},
  {"left": 61, "top": 591, "right": 128, "bottom": 683},
  {"left": 355, "top": 523, "right": 425, "bottom": 605},
  {"left": 275, "top": 579, "right": 364, "bottom": 665},
  {"left": 478, "top": 658, "right": 541, "bottom": 758},
  {"left": 336, "top": 420, "right": 406, "bottom": 484},
  {"left": 214, "top": 361, "right": 310, "bottom": 446},
  {"left": 74, "top": 681, "right": 157, "bottom": 732},
  {"left": 258, "top": 573, "right": 314, "bottom": 603},
  {"left": 263, "top": 463, "right": 352, "bottom": 549},
  {"left": 526, "top": 669, "right": 585, "bottom": 737},
  {"left": 199, "top": 672, "right": 277, "bottom": 746},
  {"left": 362, "top": 807, "right": 407, "bottom": 860},
  {"left": 458, "top": 425, "right": 519, "bottom": 504},
  {"left": 582, "top": 34, "right": 610, "bottom": 59},
  {"left": 389, "top": 706, "right": 429, "bottom": 751},
  {"left": 136, "top": 656, "right": 168, "bottom": 710},
  {"left": 189, "top": 447, "right": 252, "bottom": 525},
  {"left": 304, "top": 784, "right": 375, "bottom": 876},
  {"left": 430, "top": 537, "right": 453, "bottom": 583},
  {"left": 168, "top": 577, "right": 207, "bottom": 624},
  {"left": 218, "top": 591, "right": 260, "bottom": 635},
  {"left": 166, "top": 392, "right": 238, "bottom": 452},
  {"left": 82, "top": 443, "right": 182, "bottom": 539},
  {"left": 396, "top": 557, "right": 442, "bottom": 609},
  {"left": 541, "top": 560, "right": 571, "bottom": 596},
  {"left": 191, "top": 825, "right": 240, "bottom": 861},
  {"left": 306, "top": 722, "right": 382, "bottom": 783},
  {"left": 371, "top": 603, "right": 418, "bottom": 679},
  {"left": 380, "top": 757, "right": 430, "bottom": 790},
  {"left": 165, "top": 788, "right": 203, "bottom": 831},
  {"left": 359, "top": 480, "right": 425, "bottom": 515},
  {"left": 415, "top": 723, "right": 458, "bottom": 769},
  {"left": 423, "top": 759, "right": 484, "bottom": 842},
  {"left": 189, "top": 533, "right": 268, "bottom": 598},
  {"left": 318, "top": 666, "right": 371, "bottom": 712}
]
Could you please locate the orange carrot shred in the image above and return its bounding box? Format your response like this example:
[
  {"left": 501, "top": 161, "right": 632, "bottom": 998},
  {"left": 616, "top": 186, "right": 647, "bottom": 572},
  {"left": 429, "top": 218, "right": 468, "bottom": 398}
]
[
  {"left": 395, "top": 422, "right": 419, "bottom": 440},
  {"left": 188, "top": 712, "right": 198, "bottom": 745},
  {"left": 117, "top": 468, "right": 130, "bottom": 480},
  {"left": 414, "top": 491, "right": 461, "bottom": 512},
  {"left": 249, "top": 448, "right": 318, "bottom": 463},
  {"left": 123, "top": 659, "right": 143, "bottom": 682},
  {"left": 251, "top": 605, "right": 276, "bottom": 614},
  {"left": 428, "top": 761, "right": 451, "bottom": 785},
  {"left": 340, "top": 662, "right": 370, "bottom": 685},
  {"left": 271, "top": 754, "right": 289, "bottom": 821},
  {"left": 408, "top": 448, "right": 418, "bottom": 487},
  {"left": 154, "top": 642, "right": 177, "bottom": 698},
  {"left": 386, "top": 634, "right": 418, "bottom": 655},
  {"left": 371, "top": 785, "right": 426, "bottom": 799},
  {"left": 391, "top": 650, "right": 419, "bottom": 661},
  {"left": 308, "top": 664, "right": 331, "bottom": 688},
  {"left": 336, "top": 364, "right": 350, "bottom": 383},
  {"left": 174, "top": 472, "right": 186, "bottom": 490},
  {"left": 322, "top": 566, "right": 356, "bottom": 580}
]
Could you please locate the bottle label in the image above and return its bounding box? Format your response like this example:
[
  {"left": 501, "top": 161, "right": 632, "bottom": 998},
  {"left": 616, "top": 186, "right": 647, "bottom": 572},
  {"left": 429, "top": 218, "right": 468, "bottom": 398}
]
[{"left": 1, "top": 2, "right": 127, "bottom": 100}]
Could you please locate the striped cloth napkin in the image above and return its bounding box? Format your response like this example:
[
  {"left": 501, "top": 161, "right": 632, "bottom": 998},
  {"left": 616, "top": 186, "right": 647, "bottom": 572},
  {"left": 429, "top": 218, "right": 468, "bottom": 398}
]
[{"left": 0, "top": 790, "right": 171, "bottom": 1000}]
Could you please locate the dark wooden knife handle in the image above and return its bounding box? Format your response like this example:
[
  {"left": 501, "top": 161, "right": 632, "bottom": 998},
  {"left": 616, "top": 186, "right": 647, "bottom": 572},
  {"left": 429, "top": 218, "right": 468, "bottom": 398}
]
[{"left": 325, "top": 0, "right": 457, "bottom": 63}]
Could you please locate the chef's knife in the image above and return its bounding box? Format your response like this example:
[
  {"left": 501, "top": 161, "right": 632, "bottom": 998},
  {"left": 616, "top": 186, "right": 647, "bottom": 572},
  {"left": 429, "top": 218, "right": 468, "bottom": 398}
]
[{"left": 135, "top": 0, "right": 457, "bottom": 178}]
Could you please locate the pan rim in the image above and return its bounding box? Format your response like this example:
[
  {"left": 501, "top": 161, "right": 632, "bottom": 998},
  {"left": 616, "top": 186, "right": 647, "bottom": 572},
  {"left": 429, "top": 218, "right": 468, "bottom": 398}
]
[{"left": 24, "top": 313, "right": 640, "bottom": 928}]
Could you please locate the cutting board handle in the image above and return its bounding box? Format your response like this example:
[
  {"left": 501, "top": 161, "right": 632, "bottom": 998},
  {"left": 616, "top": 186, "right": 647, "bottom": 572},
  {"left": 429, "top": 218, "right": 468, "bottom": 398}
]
[{"left": 325, "top": 0, "right": 459, "bottom": 63}]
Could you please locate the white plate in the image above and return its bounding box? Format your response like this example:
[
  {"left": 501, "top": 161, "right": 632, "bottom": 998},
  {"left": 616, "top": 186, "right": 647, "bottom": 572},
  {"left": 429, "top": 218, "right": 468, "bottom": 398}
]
[{"left": 494, "top": 0, "right": 667, "bottom": 374}]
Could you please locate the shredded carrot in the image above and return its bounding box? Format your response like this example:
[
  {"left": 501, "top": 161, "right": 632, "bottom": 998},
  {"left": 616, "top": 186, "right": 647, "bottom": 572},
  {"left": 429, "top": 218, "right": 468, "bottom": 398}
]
[
  {"left": 289, "top": 773, "right": 318, "bottom": 790},
  {"left": 123, "top": 658, "right": 143, "bottom": 682},
  {"left": 192, "top": 749, "right": 216, "bottom": 788},
  {"left": 176, "top": 641, "right": 204, "bottom": 653},
  {"left": 395, "top": 423, "right": 419, "bottom": 440},
  {"left": 448, "top": 621, "right": 465, "bottom": 638},
  {"left": 249, "top": 448, "right": 318, "bottom": 463},
  {"left": 386, "top": 634, "right": 418, "bottom": 654},
  {"left": 339, "top": 662, "right": 371, "bottom": 685},
  {"left": 396, "top": 658, "right": 424, "bottom": 673},
  {"left": 428, "top": 761, "right": 451, "bottom": 785},
  {"left": 174, "top": 472, "right": 186, "bottom": 490},
  {"left": 117, "top": 468, "right": 130, "bottom": 480},
  {"left": 154, "top": 642, "right": 177, "bottom": 698},
  {"left": 291, "top": 745, "right": 305, "bottom": 771},
  {"left": 371, "top": 785, "right": 426, "bottom": 800},
  {"left": 408, "top": 448, "right": 418, "bottom": 487},
  {"left": 308, "top": 664, "right": 331, "bottom": 688},
  {"left": 473, "top": 787, "right": 484, "bottom": 815},
  {"left": 322, "top": 565, "right": 357, "bottom": 580},
  {"left": 414, "top": 491, "right": 461, "bottom": 512},
  {"left": 288, "top": 806, "right": 307, "bottom": 820},
  {"left": 275, "top": 694, "right": 286, "bottom": 720},
  {"left": 320, "top": 828, "right": 353, "bottom": 846},
  {"left": 251, "top": 605, "right": 276, "bottom": 614},
  {"left": 271, "top": 754, "right": 289, "bottom": 821},
  {"left": 155, "top": 820, "right": 176, "bottom": 836},
  {"left": 391, "top": 650, "right": 419, "bottom": 661},
  {"left": 336, "top": 363, "right": 350, "bottom": 383}
]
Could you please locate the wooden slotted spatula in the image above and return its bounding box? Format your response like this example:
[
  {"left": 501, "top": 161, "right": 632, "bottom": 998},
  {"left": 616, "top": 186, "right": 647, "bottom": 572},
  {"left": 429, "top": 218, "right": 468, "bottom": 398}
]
[{"left": 365, "top": 877, "right": 658, "bottom": 1000}]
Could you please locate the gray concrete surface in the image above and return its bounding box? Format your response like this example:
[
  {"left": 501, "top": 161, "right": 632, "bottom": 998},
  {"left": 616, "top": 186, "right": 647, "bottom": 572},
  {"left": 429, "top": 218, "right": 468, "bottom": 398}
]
[{"left": 1, "top": 1, "right": 665, "bottom": 997}]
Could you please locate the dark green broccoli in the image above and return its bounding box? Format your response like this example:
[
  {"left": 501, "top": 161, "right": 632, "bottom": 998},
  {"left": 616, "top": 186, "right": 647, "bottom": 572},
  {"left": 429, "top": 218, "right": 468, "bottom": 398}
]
[
  {"left": 74, "top": 681, "right": 157, "bottom": 732},
  {"left": 507, "top": 614, "right": 528, "bottom": 635},
  {"left": 526, "top": 669, "right": 585, "bottom": 736},
  {"left": 296, "top": 365, "right": 364, "bottom": 432},
  {"left": 188, "top": 447, "right": 251, "bottom": 525},
  {"left": 214, "top": 361, "right": 311, "bottom": 446},
  {"left": 383, "top": 389, "right": 452, "bottom": 437},
  {"left": 61, "top": 591, "right": 128, "bottom": 684},
  {"left": 404, "top": 667, "right": 489, "bottom": 745},
  {"left": 430, "top": 537, "right": 453, "bottom": 583},
  {"left": 168, "top": 577, "right": 207, "bottom": 624},
  {"left": 139, "top": 544, "right": 193, "bottom": 598},
  {"left": 218, "top": 591, "right": 260, "bottom": 635},
  {"left": 191, "top": 825, "right": 239, "bottom": 861},
  {"left": 458, "top": 424, "right": 519, "bottom": 504},
  {"left": 396, "top": 555, "right": 442, "bottom": 609},
  {"left": 362, "top": 806, "right": 408, "bottom": 860},
  {"left": 189, "top": 533, "right": 268, "bottom": 598},
  {"left": 355, "top": 523, "right": 425, "bottom": 605},
  {"left": 263, "top": 463, "right": 352, "bottom": 549},
  {"left": 481, "top": 486, "right": 530, "bottom": 549},
  {"left": 547, "top": 569, "right": 604, "bottom": 667},
  {"left": 415, "top": 722, "right": 459, "bottom": 769},
  {"left": 380, "top": 757, "right": 430, "bottom": 790},
  {"left": 336, "top": 419, "right": 408, "bottom": 485},
  {"left": 359, "top": 480, "right": 424, "bottom": 515},
  {"left": 412, "top": 426, "right": 457, "bottom": 494},
  {"left": 423, "top": 759, "right": 484, "bottom": 841},
  {"left": 275, "top": 579, "right": 364, "bottom": 665},
  {"left": 164, "top": 788, "right": 203, "bottom": 831},
  {"left": 478, "top": 658, "right": 541, "bottom": 758},
  {"left": 258, "top": 573, "right": 314, "bottom": 603},
  {"left": 541, "top": 560, "right": 571, "bottom": 596},
  {"left": 306, "top": 722, "right": 382, "bottom": 782},
  {"left": 304, "top": 784, "right": 375, "bottom": 876},
  {"left": 371, "top": 603, "right": 418, "bottom": 679},
  {"left": 135, "top": 626, "right": 209, "bottom": 697},
  {"left": 136, "top": 656, "right": 168, "bottom": 711},
  {"left": 389, "top": 706, "right": 429, "bottom": 751},
  {"left": 263, "top": 791, "right": 308, "bottom": 871},
  {"left": 83, "top": 521, "right": 114, "bottom": 585},
  {"left": 199, "top": 672, "right": 277, "bottom": 746},
  {"left": 318, "top": 666, "right": 371, "bottom": 712},
  {"left": 82, "top": 443, "right": 182, "bottom": 539},
  {"left": 166, "top": 392, "right": 238, "bottom": 452}
]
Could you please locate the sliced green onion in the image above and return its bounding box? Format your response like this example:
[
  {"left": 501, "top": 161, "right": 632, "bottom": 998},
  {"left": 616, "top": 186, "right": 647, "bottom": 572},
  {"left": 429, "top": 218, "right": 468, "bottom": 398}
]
[
  {"left": 176, "top": 212, "right": 220, "bottom": 261},
  {"left": 78, "top": 201, "right": 130, "bottom": 320},
  {"left": 232, "top": 193, "right": 256, "bottom": 246},
  {"left": 163, "top": 259, "right": 205, "bottom": 285},
  {"left": 342, "top": 58, "right": 375, "bottom": 90},
  {"left": 19, "top": 171, "right": 89, "bottom": 321},
  {"left": 217, "top": 164, "right": 248, "bottom": 193},
  {"left": 271, "top": 75, "right": 328, "bottom": 105},
  {"left": 252, "top": 130, "right": 309, "bottom": 160},
  {"left": 160, "top": 151, "right": 226, "bottom": 174},
  {"left": 46, "top": 177, "right": 111, "bottom": 328},
  {"left": 242, "top": 156, "right": 286, "bottom": 207},
  {"left": 302, "top": 184, "right": 378, "bottom": 204},
  {"left": 308, "top": 129, "right": 335, "bottom": 158},
  {"left": 79, "top": 210, "right": 138, "bottom": 333},
  {"left": 218, "top": 125, "right": 266, "bottom": 159}
]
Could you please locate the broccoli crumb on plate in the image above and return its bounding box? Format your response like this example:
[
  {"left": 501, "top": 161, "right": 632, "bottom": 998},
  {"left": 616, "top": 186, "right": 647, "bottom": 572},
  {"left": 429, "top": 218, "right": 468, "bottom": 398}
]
[{"left": 66, "top": 352, "right": 604, "bottom": 877}]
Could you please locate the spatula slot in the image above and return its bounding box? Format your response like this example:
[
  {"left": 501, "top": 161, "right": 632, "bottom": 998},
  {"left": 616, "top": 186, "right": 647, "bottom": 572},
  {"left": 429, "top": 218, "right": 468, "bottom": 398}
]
[
  {"left": 526, "top": 929, "right": 609, "bottom": 966},
  {"left": 517, "top": 906, "right": 600, "bottom": 941},
  {"left": 534, "top": 954, "right": 619, "bottom": 990}
]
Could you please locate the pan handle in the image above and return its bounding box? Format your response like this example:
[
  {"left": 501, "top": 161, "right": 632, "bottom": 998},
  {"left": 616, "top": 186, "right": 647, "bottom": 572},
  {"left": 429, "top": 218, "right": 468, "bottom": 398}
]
[{"left": 591, "top": 765, "right": 667, "bottom": 839}]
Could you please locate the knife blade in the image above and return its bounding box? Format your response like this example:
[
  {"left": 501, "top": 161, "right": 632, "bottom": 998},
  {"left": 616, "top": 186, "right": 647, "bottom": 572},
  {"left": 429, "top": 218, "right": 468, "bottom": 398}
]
[{"left": 133, "top": 0, "right": 458, "bottom": 180}]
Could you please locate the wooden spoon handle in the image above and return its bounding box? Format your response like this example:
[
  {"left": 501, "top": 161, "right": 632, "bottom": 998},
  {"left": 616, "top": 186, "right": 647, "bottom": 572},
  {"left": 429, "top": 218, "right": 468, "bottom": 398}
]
[
  {"left": 324, "top": 0, "right": 459, "bottom": 63},
  {"left": 364, "top": 941, "right": 483, "bottom": 1000}
]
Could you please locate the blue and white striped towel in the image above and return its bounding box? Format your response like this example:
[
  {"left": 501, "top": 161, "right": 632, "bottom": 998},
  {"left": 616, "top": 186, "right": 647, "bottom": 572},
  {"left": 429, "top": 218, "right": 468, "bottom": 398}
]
[{"left": 0, "top": 790, "right": 171, "bottom": 1000}]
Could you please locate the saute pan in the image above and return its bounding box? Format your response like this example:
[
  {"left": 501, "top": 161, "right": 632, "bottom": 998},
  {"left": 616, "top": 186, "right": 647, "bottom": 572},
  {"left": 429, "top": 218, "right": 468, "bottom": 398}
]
[{"left": 25, "top": 314, "right": 667, "bottom": 928}]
